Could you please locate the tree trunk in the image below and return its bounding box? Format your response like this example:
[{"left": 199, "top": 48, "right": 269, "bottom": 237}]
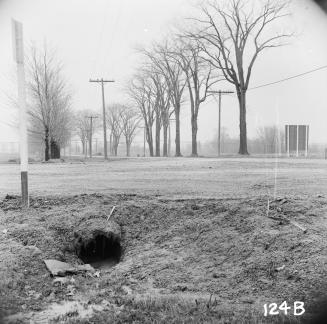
[
  {"left": 146, "top": 126, "right": 154, "bottom": 157},
  {"left": 126, "top": 139, "right": 131, "bottom": 157},
  {"left": 50, "top": 138, "right": 61, "bottom": 159},
  {"left": 191, "top": 113, "right": 198, "bottom": 157},
  {"left": 109, "top": 133, "right": 113, "bottom": 156},
  {"left": 175, "top": 106, "right": 182, "bottom": 157},
  {"left": 163, "top": 125, "right": 168, "bottom": 157},
  {"left": 238, "top": 90, "right": 249, "bottom": 155},
  {"left": 44, "top": 126, "right": 50, "bottom": 161},
  {"left": 81, "top": 140, "right": 85, "bottom": 154},
  {"left": 114, "top": 140, "right": 118, "bottom": 156},
  {"left": 188, "top": 83, "right": 198, "bottom": 157},
  {"left": 155, "top": 116, "right": 161, "bottom": 157}
]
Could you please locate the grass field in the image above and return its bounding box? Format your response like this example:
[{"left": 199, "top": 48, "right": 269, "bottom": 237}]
[{"left": 1, "top": 157, "right": 327, "bottom": 323}]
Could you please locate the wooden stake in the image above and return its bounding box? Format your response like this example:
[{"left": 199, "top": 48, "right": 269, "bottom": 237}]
[{"left": 107, "top": 206, "right": 116, "bottom": 221}]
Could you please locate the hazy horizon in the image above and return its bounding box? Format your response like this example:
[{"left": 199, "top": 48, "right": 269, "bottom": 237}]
[{"left": 1, "top": 0, "right": 327, "bottom": 148}]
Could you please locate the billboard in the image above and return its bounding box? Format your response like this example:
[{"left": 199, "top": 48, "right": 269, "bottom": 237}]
[{"left": 285, "top": 125, "right": 309, "bottom": 157}]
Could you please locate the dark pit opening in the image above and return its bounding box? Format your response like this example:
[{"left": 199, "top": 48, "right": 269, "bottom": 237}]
[{"left": 79, "top": 234, "right": 122, "bottom": 269}]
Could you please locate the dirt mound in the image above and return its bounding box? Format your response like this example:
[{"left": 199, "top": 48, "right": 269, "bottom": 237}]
[{"left": 1, "top": 194, "right": 327, "bottom": 323}]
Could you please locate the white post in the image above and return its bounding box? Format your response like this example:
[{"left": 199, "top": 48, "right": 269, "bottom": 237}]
[
  {"left": 12, "top": 19, "right": 29, "bottom": 207},
  {"left": 287, "top": 125, "right": 290, "bottom": 157},
  {"left": 296, "top": 125, "right": 299, "bottom": 157}
]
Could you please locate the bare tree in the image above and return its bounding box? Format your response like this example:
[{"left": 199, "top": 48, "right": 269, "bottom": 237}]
[
  {"left": 140, "top": 42, "right": 187, "bottom": 157},
  {"left": 106, "top": 104, "right": 124, "bottom": 156},
  {"left": 27, "top": 44, "right": 73, "bottom": 160},
  {"left": 127, "top": 71, "right": 156, "bottom": 157},
  {"left": 190, "top": 0, "right": 291, "bottom": 155},
  {"left": 170, "top": 36, "right": 219, "bottom": 156},
  {"left": 147, "top": 69, "right": 172, "bottom": 157},
  {"left": 120, "top": 105, "right": 141, "bottom": 157}
]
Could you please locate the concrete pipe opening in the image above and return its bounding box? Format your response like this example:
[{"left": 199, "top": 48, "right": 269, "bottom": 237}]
[{"left": 74, "top": 219, "right": 122, "bottom": 269}]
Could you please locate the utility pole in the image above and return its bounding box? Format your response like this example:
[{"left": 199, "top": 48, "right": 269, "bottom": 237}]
[
  {"left": 208, "top": 90, "right": 234, "bottom": 156},
  {"left": 89, "top": 78, "right": 115, "bottom": 160},
  {"left": 86, "top": 116, "right": 98, "bottom": 158},
  {"left": 12, "top": 19, "right": 29, "bottom": 207}
]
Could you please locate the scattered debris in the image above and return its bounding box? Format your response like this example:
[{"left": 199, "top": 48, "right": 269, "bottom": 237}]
[
  {"left": 52, "top": 277, "right": 69, "bottom": 286},
  {"left": 290, "top": 220, "right": 307, "bottom": 233},
  {"left": 274, "top": 197, "right": 288, "bottom": 204},
  {"left": 240, "top": 297, "right": 254, "bottom": 304},
  {"left": 27, "top": 290, "right": 42, "bottom": 300},
  {"left": 5, "top": 194, "right": 16, "bottom": 200},
  {"left": 93, "top": 270, "right": 101, "bottom": 278},
  {"left": 121, "top": 285, "right": 132, "bottom": 295},
  {"left": 66, "top": 284, "right": 76, "bottom": 296},
  {"left": 275, "top": 265, "right": 286, "bottom": 272},
  {"left": 44, "top": 259, "right": 94, "bottom": 277},
  {"left": 290, "top": 221, "right": 308, "bottom": 233}
]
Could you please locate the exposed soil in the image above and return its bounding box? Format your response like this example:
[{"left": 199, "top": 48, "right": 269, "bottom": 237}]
[{"left": 1, "top": 193, "right": 327, "bottom": 323}]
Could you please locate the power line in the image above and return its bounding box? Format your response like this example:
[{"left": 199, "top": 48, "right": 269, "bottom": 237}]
[{"left": 249, "top": 65, "right": 327, "bottom": 90}]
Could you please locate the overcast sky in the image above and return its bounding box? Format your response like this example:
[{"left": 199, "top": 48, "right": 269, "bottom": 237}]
[{"left": 1, "top": 0, "right": 327, "bottom": 145}]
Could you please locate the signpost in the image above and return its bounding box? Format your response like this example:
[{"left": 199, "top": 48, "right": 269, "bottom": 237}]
[{"left": 12, "top": 19, "right": 29, "bottom": 207}]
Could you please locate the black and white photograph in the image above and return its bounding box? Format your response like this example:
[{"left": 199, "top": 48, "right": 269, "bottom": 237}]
[{"left": 1, "top": 0, "right": 327, "bottom": 323}]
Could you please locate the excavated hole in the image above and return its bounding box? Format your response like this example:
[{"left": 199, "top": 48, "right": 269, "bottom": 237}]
[{"left": 77, "top": 234, "right": 122, "bottom": 269}]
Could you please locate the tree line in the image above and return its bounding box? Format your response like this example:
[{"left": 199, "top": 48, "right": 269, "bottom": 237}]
[
  {"left": 26, "top": 0, "right": 290, "bottom": 160},
  {"left": 126, "top": 0, "right": 290, "bottom": 157}
]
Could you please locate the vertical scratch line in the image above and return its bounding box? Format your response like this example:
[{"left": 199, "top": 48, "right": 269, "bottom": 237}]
[{"left": 273, "top": 98, "right": 280, "bottom": 200}]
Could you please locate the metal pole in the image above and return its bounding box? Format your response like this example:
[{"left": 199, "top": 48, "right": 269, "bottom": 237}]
[
  {"left": 287, "top": 125, "right": 290, "bottom": 157},
  {"left": 218, "top": 91, "right": 222, "bottom": 157},
  {"left": 296, "top": 125, "right": 299, "bottom": 157}
]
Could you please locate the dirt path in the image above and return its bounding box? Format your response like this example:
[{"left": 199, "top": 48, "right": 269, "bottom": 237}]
[{"left": 1, "top": 157, "right": 327, "bottom": 200}]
